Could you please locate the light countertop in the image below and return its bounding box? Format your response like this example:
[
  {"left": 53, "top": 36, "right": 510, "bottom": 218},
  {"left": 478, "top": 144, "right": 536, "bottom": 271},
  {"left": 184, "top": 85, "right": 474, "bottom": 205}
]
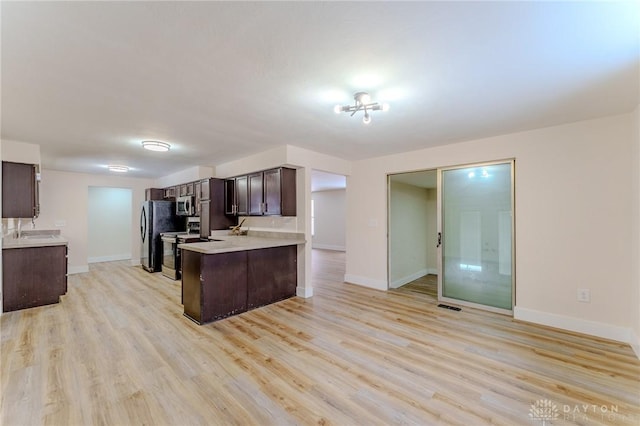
[
  {"left": 2, "top": 230, "right": 68, "bottom": 249},
  {"left": 178, "top": 230, "right": 305, "bottom": 255}
]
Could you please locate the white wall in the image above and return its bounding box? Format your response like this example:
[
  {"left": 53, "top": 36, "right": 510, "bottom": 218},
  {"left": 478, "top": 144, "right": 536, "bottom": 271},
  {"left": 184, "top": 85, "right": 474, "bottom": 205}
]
[
  {"left": 312, "top": 189, "right": 346, "bottom": 251},
  {"left": 1, "top": 140, "right": 41, "bottom": 166},
  {"left": 632, "top": 104, "right": 640, "bottom": 356},
  {"left": 38, "top": 170, "right": 153, "bottom": 273},
  {"left": 88, "top": 187, "right": 132, "bottom": 263},
  {"left": 154, "top": 166, "right": 214, "bottom": 188},
  {"left": 389, "top": 181, "right": 430, "bottom": 287},
  {"left": 346, "top": 113, "right": 638, "bottom": 347}
]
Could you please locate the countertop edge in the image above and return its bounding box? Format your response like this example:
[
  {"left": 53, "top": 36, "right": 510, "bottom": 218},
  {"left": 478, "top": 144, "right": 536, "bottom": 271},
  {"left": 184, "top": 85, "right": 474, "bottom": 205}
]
[
  {"left": 179, "top": 236, "right": 305, "bottom": 255},
  {"left": 2, "top": 238, "right": 69, "bottom": 249}
]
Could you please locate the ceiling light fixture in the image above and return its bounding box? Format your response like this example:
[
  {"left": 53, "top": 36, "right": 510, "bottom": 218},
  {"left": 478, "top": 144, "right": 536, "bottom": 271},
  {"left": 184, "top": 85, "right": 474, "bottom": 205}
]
[
  {"left": 334, "top": 92, "right": 389, "bottom": 124},
  {"left": 108, "top": 165, "right": 129, "bottom": 173},
  {"left": 142, "top": 140, "right": 171, "bottom": 152}
]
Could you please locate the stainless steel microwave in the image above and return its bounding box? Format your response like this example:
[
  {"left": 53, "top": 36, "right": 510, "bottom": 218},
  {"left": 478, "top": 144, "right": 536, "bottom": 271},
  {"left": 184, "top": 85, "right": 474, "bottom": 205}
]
[{"left": 176, "top": 196, "right": 194, "bottom": 216}]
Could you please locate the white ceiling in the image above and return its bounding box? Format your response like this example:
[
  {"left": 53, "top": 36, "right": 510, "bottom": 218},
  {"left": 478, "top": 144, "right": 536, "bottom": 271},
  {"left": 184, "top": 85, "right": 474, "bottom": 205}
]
[{"left": 2, "top": 2, "right": 638, "bottom": 178}]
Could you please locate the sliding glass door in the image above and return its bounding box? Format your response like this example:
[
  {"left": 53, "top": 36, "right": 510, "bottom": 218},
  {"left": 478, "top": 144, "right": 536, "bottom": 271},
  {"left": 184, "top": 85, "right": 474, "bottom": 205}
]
[{"left": 438, "top": 161, "right": 514, "bottom": 313}]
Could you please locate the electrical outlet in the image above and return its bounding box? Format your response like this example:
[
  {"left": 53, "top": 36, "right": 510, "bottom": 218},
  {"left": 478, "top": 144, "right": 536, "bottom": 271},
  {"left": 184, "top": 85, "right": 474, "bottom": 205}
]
[{"left": 577, "top": 288, "right": 591, "bottom": 303}]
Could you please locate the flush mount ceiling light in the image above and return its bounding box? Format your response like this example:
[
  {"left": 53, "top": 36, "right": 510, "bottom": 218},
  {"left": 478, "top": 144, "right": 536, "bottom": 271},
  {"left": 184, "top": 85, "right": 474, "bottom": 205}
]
[
  {"left": 334, "top": 92, "right": 389, "bottom": 124},
  {"left": 142, "top": 140, "right": 171, "bottom": 152},
  {"left": 108, "top": 165, "right": 129, "bottom": 173}
]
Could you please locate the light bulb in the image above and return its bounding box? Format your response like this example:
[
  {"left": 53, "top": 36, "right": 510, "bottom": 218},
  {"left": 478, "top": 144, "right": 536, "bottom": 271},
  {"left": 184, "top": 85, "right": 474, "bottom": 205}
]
[
  {"left": 382, "top": 103, "right": 390, "bottom": 112},
  {"left": 363, "top": 113, "right": 371, "bottom": 124},
  {"left": 334, "top": 105, "right": 343, "bottom": 114}
]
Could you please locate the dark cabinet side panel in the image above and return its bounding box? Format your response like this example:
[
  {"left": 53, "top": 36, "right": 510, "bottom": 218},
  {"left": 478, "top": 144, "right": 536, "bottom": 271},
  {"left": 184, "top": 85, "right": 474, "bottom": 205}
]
[{"left": 182, "top": 250, "right": 203, "bottom": 323}]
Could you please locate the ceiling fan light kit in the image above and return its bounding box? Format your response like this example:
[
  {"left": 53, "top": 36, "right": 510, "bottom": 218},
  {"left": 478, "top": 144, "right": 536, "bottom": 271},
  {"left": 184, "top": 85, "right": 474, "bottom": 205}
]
[{"left": 334, "top": 92, "right": 389, "bottom": 124}]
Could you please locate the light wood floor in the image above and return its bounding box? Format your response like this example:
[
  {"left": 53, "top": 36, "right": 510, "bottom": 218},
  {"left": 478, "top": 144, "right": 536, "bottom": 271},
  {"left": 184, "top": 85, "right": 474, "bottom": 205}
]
[
  {"left": 2, "top": 249, "right": 639, "bottom": 425},
  {"left": 395, "top": 274, "right": 438, "bottom": 298}
]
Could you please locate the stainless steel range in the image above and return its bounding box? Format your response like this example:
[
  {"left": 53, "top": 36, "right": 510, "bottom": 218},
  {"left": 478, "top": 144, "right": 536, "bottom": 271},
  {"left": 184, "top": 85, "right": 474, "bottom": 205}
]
[{"left": 161, "top": 230, "right": 201, "bottom": 280}]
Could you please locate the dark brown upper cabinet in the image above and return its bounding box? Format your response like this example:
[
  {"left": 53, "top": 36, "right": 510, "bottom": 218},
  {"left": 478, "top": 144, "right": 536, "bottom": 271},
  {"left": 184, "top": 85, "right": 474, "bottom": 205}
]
[
  {"left": 226, "top": 167, "right": 296, "bottom": 217},
  {"left": 2, "top": 161, "right": 39, "bottom": 219},
  {"left": 225, "top": 175, "right": 248, "bottom": 216},
  {"left": 145, "top": 188, "right": 164, "bottom": 201}
]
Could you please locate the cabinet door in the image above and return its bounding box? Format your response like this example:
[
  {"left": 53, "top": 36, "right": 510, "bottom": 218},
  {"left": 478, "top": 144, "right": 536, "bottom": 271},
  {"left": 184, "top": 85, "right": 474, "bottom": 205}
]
[
  {"left": 2, "top": 161, "right": 36, "bottom": 218},
  {"left": 145, "top": 188, "right": 164, "bottom": 201},
  {"left": 235, "top": 176, "right": 249, "bottom": 216},
  {"left": 224, "top": 179, "right": 236, "bottom": 215},
  {"left": 186, "top": 182, "right": 195, "bottom": 196},
  {"left": 263, "top": 169, "right": 282, "bottom": 216},
  {"left": 163, "top": 187, "right": 176, "bottom": 200},
  {"left": 248, "top": 172, "right": 264, "bottom": 215},
  {"left": 194, "top": 181, "right": 202, "bottom": 216}
]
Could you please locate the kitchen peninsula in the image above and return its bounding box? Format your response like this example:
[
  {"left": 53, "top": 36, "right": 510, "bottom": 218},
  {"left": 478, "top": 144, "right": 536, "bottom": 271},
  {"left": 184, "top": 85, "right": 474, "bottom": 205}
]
[{"left": 179, "top": 230, "right": 305, "bottom": 324}]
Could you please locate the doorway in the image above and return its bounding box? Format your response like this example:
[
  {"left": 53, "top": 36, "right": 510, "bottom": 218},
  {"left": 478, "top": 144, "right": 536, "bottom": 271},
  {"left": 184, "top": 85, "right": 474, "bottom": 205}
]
[
  {"left": 311, "top": 170, "right": 347, "bottom": 287},
  {"left": 388, "top": 170, "right": 438, "bottom": 296},
  {"left": 88, "top": 186, "right": 132, "bottom": 263},
  {"left": 388, "top": 160, "right": 515, "bottom": 314}
]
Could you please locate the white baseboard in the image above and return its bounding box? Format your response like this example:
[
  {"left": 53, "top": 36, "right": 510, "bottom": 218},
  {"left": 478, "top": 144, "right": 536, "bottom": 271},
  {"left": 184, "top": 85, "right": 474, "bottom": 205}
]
[
  {"left": 296, "top": 286, "right": 313, "bottom": 298},
  {"left": 631, "top": 331, "right": 640, "bottom": 360},
  {"left": 344, "top": 274, "right": 387, "bottom": 291},
  {"left": 68, "top": 265, "right": 89, "bottom": 275},
  {"left": 390, "top": 269, "right": 429, "bottom": 289},
  {"left": 88, "top": 253, "right": 131, "bottom": 264},
  {"left": 514, "top": 306, "right": 640, "bottom": 359},
  {"left": 312, "top": 244, "right": 346, "bottom": 251}
]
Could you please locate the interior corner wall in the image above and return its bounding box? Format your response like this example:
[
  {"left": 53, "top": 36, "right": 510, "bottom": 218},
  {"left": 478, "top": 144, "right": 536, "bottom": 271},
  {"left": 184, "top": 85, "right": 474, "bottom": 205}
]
[
  {"left": 346, "top": 113, "right": 637, "bottom": 345},
  {"left": 38, "top": 170, "right": 153, "bottom": 273},
  {"left": 311, "top": 189, "right": 346, "bottom": 251}
]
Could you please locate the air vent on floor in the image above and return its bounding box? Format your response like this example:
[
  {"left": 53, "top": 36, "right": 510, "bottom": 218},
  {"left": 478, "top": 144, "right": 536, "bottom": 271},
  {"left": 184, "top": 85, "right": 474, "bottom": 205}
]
[{"left": 437, "top": 304, "right": 461, "bottom": 311}]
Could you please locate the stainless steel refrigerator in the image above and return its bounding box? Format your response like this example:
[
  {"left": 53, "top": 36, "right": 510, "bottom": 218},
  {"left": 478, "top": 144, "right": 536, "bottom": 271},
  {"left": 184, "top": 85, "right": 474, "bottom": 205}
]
[{"left": 140, "top": 200, "right": 183, "bottom": 272}]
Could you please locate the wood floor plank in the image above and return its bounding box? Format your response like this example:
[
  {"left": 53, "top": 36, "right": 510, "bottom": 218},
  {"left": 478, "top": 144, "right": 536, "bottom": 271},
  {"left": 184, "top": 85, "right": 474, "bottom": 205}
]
[{"left": 1, "top": 249, "right": 639, "bottom": 425}]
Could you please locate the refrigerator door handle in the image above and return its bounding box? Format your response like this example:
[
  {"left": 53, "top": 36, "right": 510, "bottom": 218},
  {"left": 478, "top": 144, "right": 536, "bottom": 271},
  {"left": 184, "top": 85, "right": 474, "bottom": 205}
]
[{"left": 141, "top": 207, "right": 147, "bottom": 243}]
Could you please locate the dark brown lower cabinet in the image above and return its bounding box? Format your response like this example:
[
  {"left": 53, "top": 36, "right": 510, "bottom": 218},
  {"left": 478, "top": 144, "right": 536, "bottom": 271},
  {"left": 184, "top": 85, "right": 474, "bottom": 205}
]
[
  {"left": 2, "top": 245, "right": 68, "bottom": 312},
  {"left": 182, "top": 245, "right": 297, "bottom": 324},
  {"left": 183, "top": 250, "right": 248, "bottom": 324},
  {"left": 247, "top": 245, "right": 297, "bottom": 309}
]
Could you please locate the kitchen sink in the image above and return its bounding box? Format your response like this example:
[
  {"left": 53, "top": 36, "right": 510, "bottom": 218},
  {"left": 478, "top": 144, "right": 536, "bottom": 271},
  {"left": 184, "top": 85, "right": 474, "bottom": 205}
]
[{"left": 21, "top": 235, "right": 58, "bottom": 240}]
